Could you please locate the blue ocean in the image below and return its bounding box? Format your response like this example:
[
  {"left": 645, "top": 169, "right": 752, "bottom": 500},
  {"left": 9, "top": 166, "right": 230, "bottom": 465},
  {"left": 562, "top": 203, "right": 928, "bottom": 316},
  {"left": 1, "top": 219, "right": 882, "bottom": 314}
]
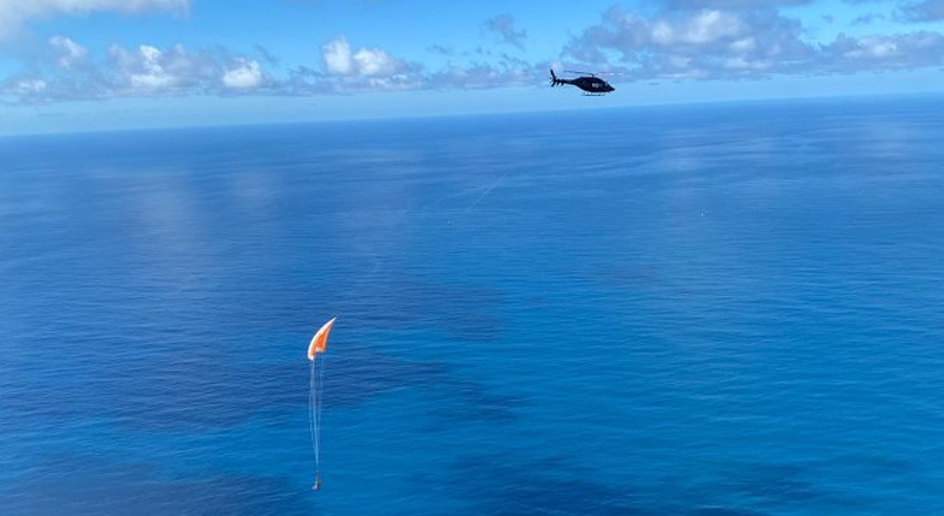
[{"left": 2, "top": 97, "right": 943, "bottom": 515}]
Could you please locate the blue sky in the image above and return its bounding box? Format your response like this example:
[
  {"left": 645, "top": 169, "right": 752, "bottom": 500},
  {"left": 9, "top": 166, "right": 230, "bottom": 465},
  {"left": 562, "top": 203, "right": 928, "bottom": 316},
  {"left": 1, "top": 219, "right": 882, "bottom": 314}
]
[{"left": 1, "top": 0, "right": 943, "bottom": 134}]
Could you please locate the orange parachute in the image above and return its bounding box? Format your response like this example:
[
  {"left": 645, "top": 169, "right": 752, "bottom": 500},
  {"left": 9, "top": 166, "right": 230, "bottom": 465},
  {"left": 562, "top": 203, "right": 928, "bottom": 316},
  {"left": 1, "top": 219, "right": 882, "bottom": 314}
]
[
  {"left": 307, "top": 317, "right": 335, "bottom": 491},
  {"left": 307, "top": 317, "right": 335, "bottom": 360}
]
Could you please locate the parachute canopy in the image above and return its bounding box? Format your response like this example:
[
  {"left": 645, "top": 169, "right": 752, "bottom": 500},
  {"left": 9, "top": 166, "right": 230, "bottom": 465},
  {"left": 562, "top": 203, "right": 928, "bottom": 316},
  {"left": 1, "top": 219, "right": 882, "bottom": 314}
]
[{"left": 307, "top": 317, "right": 336, "bottom": 360}]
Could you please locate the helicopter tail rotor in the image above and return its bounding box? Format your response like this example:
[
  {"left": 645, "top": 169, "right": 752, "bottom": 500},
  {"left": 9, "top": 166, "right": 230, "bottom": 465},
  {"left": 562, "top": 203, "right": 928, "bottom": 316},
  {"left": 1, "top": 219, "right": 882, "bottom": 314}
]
[{"left": 550, "top": 69, "right": 565, "bottom": 87}]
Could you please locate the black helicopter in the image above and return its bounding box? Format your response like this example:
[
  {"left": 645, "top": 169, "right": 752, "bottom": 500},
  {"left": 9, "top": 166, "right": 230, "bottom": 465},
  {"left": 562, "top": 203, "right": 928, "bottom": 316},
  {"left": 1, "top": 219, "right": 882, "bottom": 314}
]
[{"left": 550, "top": 69, "right": 615, "bottom": 95}]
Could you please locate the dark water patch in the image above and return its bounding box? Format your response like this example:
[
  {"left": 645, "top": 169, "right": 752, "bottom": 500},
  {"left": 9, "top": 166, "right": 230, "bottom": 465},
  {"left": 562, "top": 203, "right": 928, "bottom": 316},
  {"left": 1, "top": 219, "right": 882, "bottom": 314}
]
[
  {"left": 0, "top": 340, "right": 519, "bottom": 434},
  {"left": 416, "top": 372, "right": 524, "bottom": 428},
  {"left": 448, "top": 455, "right": 642, "bottom": 516},
  {"left": 447, "top": 454, "right": 781, "bottom": 516},
  {"left": 92, "top": 349, "right": 460, "bottom": 431},
  {"left": 711, "top": 462, "right": 824, "bottom": 504},
  {"left": 0, "top": 346, "right": 283, "bottom": 431},
  {"left": 0, "top": 454, "right": 312, "bottom": 516}
]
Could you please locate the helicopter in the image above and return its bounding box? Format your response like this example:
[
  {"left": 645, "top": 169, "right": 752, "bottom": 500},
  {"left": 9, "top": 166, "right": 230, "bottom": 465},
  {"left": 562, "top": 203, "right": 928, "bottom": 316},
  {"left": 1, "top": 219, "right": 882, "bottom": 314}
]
[{"left": 550, "top": 69, "right": 615, "bottom": 96}]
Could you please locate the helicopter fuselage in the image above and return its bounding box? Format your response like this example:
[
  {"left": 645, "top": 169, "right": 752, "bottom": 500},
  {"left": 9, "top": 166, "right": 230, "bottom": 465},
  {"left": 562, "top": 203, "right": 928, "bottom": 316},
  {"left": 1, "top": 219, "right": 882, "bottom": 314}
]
[
  {"left": 566, "top": 76, "right": 614, "bottom": 93},
  {"left": 550, "top": 70, "right": 615, "bottom": 94}
]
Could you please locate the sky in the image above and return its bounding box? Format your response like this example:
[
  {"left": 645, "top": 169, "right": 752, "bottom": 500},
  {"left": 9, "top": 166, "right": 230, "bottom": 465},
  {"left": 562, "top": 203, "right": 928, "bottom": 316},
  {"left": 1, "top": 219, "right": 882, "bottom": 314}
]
[{"left": 1, "top": 0, "right": 943, "bottom": 135}]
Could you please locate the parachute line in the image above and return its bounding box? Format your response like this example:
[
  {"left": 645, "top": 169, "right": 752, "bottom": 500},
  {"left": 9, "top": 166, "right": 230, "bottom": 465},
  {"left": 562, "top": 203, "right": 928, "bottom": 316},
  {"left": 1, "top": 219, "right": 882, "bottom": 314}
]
[
  {"left": 306, "top": 317, "right": 334, "bottom": 490},
  {"left": 308, "top": 360, "right": 321, "bottom": 477},
  {"left": 316, "top": 353, "right": 326, "bottom": 464}
]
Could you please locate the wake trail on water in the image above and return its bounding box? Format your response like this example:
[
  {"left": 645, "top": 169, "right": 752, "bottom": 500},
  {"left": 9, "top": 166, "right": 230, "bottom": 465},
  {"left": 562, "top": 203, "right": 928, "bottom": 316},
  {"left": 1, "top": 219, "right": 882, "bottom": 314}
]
[
  {"left": 460, "top": 171, "right": 508, "bottom": 217},
  {"left": 379, "top": 167, "right": 511, "bottom": 227}
]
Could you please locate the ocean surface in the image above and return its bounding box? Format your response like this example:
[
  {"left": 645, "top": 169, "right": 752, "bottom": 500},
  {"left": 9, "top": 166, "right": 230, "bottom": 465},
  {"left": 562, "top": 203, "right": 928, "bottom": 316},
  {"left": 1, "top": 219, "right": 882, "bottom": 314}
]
[{"left": 2, "top": 97, "right": 943, "bottom": 515}]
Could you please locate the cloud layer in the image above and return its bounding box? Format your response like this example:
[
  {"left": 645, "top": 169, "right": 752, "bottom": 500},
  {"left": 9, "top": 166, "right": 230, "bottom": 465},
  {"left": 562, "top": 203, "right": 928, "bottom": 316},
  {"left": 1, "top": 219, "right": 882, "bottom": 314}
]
[
  {"left": 2, "top": 1, "right": 944, "bottom": 104},
  {"left": 2, "top": 40, "right": 270, "bottom": 102},
  {"left": 1, "top": 32, "right": 546, "bottom": 103},
  {"left": 564, "top": 4, "right": 944, "bottom": 80}
]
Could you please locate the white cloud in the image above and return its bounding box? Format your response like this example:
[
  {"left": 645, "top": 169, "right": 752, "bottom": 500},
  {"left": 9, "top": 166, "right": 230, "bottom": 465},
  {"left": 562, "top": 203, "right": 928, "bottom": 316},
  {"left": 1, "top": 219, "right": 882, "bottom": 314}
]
[
  {"left": 0, "top": 0, "right": 189, "bottom": 40},
  {"left": 820, "top": 31, "right": 944, "bottom": 70},
  {"left": 108, "top": 43, "right": 213, "bottom": 92},
  {"left": 353, "top": 48, "right": 400, "bottom": 76},
  {"left": 131, "top": 45, "right": 177, "bottom": 90},
  {"left": 648, "top": 10, "right": 747, "bottom": 46},
  {"left": 323, "top": 37, "right": 354, "bottom": 75},
  {"left": 730, "top": 37, "right": 757, "bottom": 52},
  {"left": 49, "top": 36, "right": 87, "bottom": 68},
  {"left": 223, "top": 59, "right": 263, "bottom": 89},
  {"left": 674, "top": 10, "right": 743, "bottom": 44},
  {"left": 565, "top": 7, "right": 813, "bottom": 80},
  {"left": 322, "top": 36, "right": 410, "bottom": 77},
  {"left": 844, "top": 37, "right": 898, "bottom": 59},
  {"left": 2, "top": 39, "right": 280, "bottom": 101},
  {"left": 16, "top": 79, "right": 48, "bottom": 94}
]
